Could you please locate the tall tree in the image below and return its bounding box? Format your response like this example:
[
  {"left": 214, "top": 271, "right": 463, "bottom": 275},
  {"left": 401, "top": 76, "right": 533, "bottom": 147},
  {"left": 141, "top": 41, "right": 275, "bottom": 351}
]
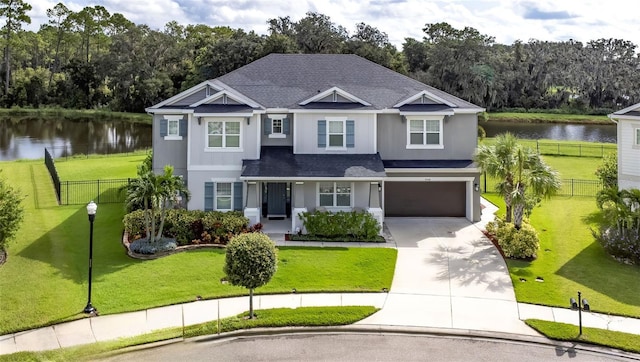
[
  {"left": 0, "top": 0, "right": 31, "bottom": 98},
  {"left": 45, "top": 2, "right": 71, "bottom": 84},
  {"left": 294, "top": 12, "right": 347, "bottom": 53}
]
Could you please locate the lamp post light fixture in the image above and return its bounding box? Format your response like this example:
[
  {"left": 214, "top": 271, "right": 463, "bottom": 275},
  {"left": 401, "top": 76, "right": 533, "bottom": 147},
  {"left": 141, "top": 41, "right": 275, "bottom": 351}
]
[
  {"left": 570, "top": 291, "right": 590, "bottom": 335},
  {"left": 84, "top": 201, "right": 98, "bottom": 314}
]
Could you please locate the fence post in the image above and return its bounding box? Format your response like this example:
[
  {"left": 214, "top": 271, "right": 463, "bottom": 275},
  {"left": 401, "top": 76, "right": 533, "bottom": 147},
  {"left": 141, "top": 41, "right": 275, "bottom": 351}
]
[
  {"left": 66, "top": 181, "right": 69, "bottom": 205},
  {"left": 97, "top": 179, "right": 100, "bottom": 203},
  {"left": 557, "top": 143, "right": 560, "bottom": 155},
  {"left": 571, "top": 179, "right": 574, "bottom": 197},
  {"left": 579, "top": 145, "right": 581, "bottom": 157}
]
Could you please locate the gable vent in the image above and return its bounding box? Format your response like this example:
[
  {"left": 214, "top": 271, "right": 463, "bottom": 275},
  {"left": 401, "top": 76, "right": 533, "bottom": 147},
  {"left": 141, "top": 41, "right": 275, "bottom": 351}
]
[{"left": 333, "top": 90, "right": 338, "bottom": 102}]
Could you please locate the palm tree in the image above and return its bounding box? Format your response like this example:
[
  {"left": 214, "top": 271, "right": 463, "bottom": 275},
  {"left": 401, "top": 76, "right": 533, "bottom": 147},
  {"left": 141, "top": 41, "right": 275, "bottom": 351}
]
[
  {"left": 475, "top": 133, "right": 560, "bottom": 229},
  {"left": 511, "top": 147, "right": 561, "bottom": 229},
  {"left": 474, "top": 133, "right": 518, "bottom": 222},
  {"left": 123, "top": 154, "right": 190, "bottom": 242}
]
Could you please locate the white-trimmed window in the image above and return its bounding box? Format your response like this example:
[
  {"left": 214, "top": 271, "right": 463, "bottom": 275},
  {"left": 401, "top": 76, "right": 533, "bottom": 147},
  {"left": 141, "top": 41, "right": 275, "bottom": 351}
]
[
  {"left": 207, "top": 120, "right": 240, "bottom": 148},
  {"left": 168, "top": 118, "right": 179, "bottom": 136},
  {"left": 406, "top": 117, "right": 444, "bottom": 149},
  {"left": 216, "top": 183, "right": 232, "bottom": 210},
  {"left": 272, "top": 119, "right": 283, "bottom": 134},
  {"left": 328, "top": 119, "right": 345, "bottom": 148},
  {"left": 318, "top": 182, "right": 352, "bottom": 207}
]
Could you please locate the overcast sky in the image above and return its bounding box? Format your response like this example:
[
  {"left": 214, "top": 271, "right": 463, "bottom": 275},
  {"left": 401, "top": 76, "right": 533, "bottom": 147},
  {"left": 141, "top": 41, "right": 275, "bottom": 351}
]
[{"left": 25, "top": 0, "right": 640, "bottom": 49}]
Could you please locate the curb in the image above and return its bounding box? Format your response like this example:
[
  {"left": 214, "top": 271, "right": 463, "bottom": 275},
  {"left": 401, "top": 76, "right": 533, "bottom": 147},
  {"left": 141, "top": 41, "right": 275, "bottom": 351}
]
[{"left": 101, "top": 325, "right": 640, "bottom": 361}]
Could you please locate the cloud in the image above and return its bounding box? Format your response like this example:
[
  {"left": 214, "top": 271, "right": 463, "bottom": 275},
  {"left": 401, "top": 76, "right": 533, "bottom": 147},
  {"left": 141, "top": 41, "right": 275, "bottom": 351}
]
[{"left": 522, "top": 6, "right": 573, "bottom": 20}]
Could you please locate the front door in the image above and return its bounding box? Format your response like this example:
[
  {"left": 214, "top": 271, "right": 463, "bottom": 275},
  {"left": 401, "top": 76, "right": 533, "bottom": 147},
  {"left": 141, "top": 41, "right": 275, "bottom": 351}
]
[{"left": 267, "top": 182, "right": 287, "bottom": 218}]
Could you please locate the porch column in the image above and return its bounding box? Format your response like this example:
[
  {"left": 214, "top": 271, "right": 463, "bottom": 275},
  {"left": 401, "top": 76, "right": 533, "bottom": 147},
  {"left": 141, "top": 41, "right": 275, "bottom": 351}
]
[
  {"left": 367, "top": 181, "right": 384, "bottom": 235},
  {"left": 292, "top": 181, "right": 307, "bottom": 233},
  {"left": 243, "top": 181, "right": 260, "bottom": 225}
]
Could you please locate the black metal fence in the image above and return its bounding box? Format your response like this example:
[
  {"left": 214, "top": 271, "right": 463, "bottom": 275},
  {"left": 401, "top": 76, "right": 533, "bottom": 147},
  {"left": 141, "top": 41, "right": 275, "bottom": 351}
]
[
  {"left": 557, "top": 179, "right": 603, "bottom": 197},
  {"left": 47, "top": 144, "right": 151, "bottom": 160},
  {"left": 59, "top": 178, "right": 131, "bottom": 205},
  {"left": 44, "top": 148, "right": 61, "bottom": 204},
  {"left": 44, "top": 147, "right": 131, "bottom": 205},
  {"left": 482, "top": 138, "right": 616, "bottom": 158},
  {"left": 481, "top": 174, "right": 603, "bottom": 197}
]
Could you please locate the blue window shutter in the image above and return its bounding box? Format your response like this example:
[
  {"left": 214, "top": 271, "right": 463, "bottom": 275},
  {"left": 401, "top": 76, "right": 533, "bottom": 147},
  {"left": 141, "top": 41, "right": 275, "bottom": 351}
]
[
  {"left": 317, "top": 120, "right": 326, "bottom": 147},
  {"left": 160, "top": 118, "right": 167, "bottom": 137},
  {"left": 233, "top": 182, "right": 243, "bottom": 211},
  {"left": 283, "top": 118, "right": 290, "bottom": 135},
  {"left": 204, "top": 182, "right": 214, "bottom": 211},
  {"left": 264, "top": 118, "right": 272, "bottom": 135},
  {"left": 179, "top": 119, "right": 187, "bottom": 136},
  {"left": 346, "top": 120, "right": 355, "bottom": 148}
]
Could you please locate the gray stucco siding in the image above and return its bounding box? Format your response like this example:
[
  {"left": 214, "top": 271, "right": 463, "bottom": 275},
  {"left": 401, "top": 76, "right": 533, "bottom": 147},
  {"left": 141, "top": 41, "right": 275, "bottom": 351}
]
[
  {"left": 261, "top": 113, "right": 294, "bottom": 147},
  {"left": 376, "top": 113, "right": 478, "bottom": 160},
  {"left": 187, "top": 169, "right": 243, "bottom": 210},
  {"left": 152, "top": 115, "right": 188, "bottom": 178},
  {"left": 189, "top": 115, "right": 260, "bottom": 166},
  {"left": 294, "top": 113, "right": 376, "bottom": 154}
]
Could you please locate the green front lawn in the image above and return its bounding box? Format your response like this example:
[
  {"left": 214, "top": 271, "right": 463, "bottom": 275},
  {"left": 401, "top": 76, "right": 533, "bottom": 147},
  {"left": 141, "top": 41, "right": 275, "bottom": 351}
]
[
  {"left": 0, "top": 160, "right": 396, "bottom": 335},
  {"left": 483, "top": 193, "right": 640, "bottom": 318},
  {"left": 526, "top": 319, "right": 640, "bottom": 354},
  {"left": 53, "top": 152, "right": 148, "bottom": 180}
]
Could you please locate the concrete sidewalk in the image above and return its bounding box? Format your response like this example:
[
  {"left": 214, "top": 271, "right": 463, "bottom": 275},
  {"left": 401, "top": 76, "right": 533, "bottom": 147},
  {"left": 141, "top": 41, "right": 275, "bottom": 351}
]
[{"left": 1, "top": 198, "right": 639, "bottom": 355}]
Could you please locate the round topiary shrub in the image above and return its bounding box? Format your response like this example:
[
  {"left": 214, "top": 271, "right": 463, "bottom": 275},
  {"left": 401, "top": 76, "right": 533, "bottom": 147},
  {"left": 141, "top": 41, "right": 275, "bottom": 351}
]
[{"left": 491, "top": 219, "right": 539, "bottom": 259}]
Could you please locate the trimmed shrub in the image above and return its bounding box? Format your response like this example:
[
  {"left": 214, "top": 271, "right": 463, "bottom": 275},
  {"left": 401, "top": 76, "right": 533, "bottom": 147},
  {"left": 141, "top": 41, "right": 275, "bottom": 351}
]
[
  {"left": 129, "top": 238, "right": 177, "bottom": 254},
  {"left": 487, "top": 218, "right": 539, "bottom": 259},
  {"left": 123, "top": 209, "right": 250, "bottom": 246},
  {"left": 300, "top": 210, "right": 380, "bottom": 241},
  {"left": 592, "top": 227, "right": 640, "bottom": 265}
]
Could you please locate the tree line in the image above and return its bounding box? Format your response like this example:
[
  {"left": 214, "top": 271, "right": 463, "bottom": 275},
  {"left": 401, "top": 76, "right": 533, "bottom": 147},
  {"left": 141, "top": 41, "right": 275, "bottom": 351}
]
[{"left": 1, "top": 1, "right": 638, "bottom": 113}]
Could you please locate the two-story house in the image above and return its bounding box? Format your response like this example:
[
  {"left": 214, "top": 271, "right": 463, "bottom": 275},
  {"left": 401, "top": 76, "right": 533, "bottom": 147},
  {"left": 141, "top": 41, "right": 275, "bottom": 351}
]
[
  {"left": 145, "top": 54, "right": 484, "bottom": 232},
  {"left": 609, "top": 102, "right": 640, "bottom": 190}
]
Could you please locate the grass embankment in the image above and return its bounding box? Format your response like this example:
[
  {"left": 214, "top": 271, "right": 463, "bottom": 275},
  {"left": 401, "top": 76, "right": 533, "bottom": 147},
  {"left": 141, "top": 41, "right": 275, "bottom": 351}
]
[
  {"left": 480, "top": 138, "right": 616, "bottom": 158},
  {"left": 487, "top": 112, "right": 611, "bottom": 124},
  {"left": 0, "top": 158, "right": 396, "bottom": 335},
  {"left": 526, "top": 319, "right": 640, "bottom": 354},
  {"left": 0, "top": 306, "right": 378, "bottom": 362},
  {"left": 481, "top": 147, "right": 640, "bottom": 318},
  {"left": 0, "top": 108, "right": 150, "bottom": 123}
]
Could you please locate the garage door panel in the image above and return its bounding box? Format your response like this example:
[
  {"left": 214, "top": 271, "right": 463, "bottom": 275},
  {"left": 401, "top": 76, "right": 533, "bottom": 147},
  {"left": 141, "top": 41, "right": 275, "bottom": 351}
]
[{"left": 385, "top": 182, "right": 465, "bottom": 217}]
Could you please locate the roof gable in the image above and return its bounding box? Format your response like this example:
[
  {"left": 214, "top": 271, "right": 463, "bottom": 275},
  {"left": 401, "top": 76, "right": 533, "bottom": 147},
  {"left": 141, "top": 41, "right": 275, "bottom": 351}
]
[
  {"left": 610, "top": 102, "right": 640, "bottom": 120},
  {"left": 299, "top": 86, "right": 371, "bottom": 106},
  {"left": 190, "top": 89, "right": 262, "bottom": 108},
  {"left": 394, "top": 90, "right": 457, "bottom": 108},
  {"left": 149, "top": 81, "right": 222, "bottom": 109}
]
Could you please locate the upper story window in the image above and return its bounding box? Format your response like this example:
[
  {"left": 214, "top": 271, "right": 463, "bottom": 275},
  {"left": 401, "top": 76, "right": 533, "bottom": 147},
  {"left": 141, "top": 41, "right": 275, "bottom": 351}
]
[
  {"left": 264, "top": 115, "right": 289, "bottom": 139},
  {"left": 317, "top": 118, "right": 354, "bottom": 149},
  {"left": 272, "top": 119, "right": 283, "bottom": 134},
  {"left": 160, "top": 115, "right": 185, "bottom": 140},
  {"left": 168, "top": 118, "right": 179, "bottom": 136},
  {"left": 207, "top": 120, "right": 240, "bottom": 148},
  {"left": 406, "top": 117, "right": 444, "bottom": 149},
  {"left": 635, "top": 128, "right": 640, "bottom": 147},
  {"left": 328, "top": 120, "right": 345, "bottom": 147}
]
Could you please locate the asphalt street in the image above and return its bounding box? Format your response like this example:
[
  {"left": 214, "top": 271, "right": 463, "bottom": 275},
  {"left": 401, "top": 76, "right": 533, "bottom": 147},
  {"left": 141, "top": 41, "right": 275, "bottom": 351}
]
[{"left": 98, "top": 333, "right": 639, "bottom": 362}]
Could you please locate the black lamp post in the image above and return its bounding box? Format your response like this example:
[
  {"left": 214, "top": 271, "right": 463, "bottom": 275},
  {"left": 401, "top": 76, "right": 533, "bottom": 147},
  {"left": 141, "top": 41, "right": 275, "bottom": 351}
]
[
  {"left": 84, "top": 201, "right": 97, "bottom": 314},
  {"left": 570, "top": 291, "right": 590, "bottom": 335}
]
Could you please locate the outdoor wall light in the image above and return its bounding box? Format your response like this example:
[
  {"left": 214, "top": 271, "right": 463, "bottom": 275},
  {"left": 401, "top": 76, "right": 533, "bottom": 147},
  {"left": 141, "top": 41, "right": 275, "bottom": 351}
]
[
  {"left": 474, "top": 183, "right": 480, "bottom": 192},
  {"left": 378, "top": 183, "right": 382, "bottom": 192},
  {"left": 197, "top": 117, "right": 202, "bottom": 125},
  {"left": 246, "top": 117, "right": 251, "bottom": 125}
]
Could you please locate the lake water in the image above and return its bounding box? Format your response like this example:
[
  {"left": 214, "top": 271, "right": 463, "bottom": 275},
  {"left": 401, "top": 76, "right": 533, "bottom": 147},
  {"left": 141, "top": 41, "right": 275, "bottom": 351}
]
[
  {"left": 0, "top": 118, "right": 152, "bottom": 161},
  {"left": 481, "top": 121, "right": 617, "bottom": 143},
  {"left": 0, "top": 117, "right": 617, "bottom": 161}
]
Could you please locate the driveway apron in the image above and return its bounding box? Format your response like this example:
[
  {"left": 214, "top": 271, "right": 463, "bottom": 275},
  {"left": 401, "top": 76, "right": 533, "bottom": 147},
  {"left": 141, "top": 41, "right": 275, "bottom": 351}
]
[{"left": 358, "top": 217, "right": 537, "bottom": 335}]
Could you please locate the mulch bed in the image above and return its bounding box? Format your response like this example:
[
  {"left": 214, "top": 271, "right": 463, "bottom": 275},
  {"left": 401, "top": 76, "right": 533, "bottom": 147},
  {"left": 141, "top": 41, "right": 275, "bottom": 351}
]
[{"left": 122, "top": 232, "right": 225, "bottom": 260}]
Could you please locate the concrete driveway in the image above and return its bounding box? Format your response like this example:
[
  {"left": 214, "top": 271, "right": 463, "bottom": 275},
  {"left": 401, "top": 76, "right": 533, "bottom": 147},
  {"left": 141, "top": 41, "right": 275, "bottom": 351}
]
[{"left": 358, "top": 217, "right": 537, "bottom": 336}]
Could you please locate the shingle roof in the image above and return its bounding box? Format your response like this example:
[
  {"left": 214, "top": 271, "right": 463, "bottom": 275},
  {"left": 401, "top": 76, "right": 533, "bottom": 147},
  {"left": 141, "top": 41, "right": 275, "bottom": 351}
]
[
  {"left": 242, "top": 147, "right": 386, "bottom": 178},
  {"left": 383, "top": 160, "right": 475, "bottom": 169},
  {"left": 216, "top": 54, "right": 481, "bottom": 110}
]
